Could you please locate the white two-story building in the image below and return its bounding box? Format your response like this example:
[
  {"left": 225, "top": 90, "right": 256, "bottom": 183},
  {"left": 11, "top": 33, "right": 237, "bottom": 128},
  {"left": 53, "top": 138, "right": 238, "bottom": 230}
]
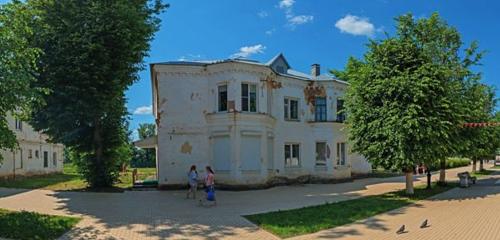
[
  {"left": 0, "top": 114, "right": 64, "bottom": 177},
  {"left": 141, "top": 53, "right": 371, "bottom": 188}
]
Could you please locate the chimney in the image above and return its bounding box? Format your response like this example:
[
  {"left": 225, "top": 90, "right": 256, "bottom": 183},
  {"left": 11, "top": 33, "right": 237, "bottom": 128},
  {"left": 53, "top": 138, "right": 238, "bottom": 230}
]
[{"left": 311, "top": 64, "right": 320, "bottom": 77}]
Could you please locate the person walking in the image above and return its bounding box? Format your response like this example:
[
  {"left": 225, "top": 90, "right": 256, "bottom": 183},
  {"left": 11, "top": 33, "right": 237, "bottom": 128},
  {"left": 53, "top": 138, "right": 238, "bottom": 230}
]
[
  {"left": 200, "top": 166, "right": 216, "bottom": 206},
  {"left": 186, "top": 165, "right": 198, "bottom": 199}
]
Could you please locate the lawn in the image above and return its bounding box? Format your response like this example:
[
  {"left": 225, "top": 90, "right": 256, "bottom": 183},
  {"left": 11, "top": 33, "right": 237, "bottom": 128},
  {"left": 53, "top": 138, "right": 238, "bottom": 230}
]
[
  {"left": 245, "top": 183, "right": 457, "bottom": 238},
  {"left": 471, "top": 169, "right": 495, "bottom": 178},
  {"left": 0, "top": 208, "right": 80, "bottom": 240},
  {"left": 0, "top": 164, "right": 156, "bottom": 191}
]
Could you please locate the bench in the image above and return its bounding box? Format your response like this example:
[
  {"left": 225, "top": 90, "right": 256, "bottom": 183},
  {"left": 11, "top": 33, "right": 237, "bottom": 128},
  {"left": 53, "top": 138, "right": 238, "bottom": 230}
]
[{"left": 457, "top": 172, "right": 477, "bottom": 188}]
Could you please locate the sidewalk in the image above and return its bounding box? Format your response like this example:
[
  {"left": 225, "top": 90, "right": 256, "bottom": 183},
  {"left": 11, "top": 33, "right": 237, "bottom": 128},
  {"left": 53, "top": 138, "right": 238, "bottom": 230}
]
[
  {"left": 0, "top": 164, "right": 487, "bottom": 240},
  {"left": 291, "top": 168, "right": 500, "bottom": 240}
]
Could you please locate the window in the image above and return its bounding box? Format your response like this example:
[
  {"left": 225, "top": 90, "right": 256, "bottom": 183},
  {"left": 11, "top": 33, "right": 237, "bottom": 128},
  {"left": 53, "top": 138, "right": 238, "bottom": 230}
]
[
  {"left": 218, "top": 85, "right": 228, "bottom": 112},
  {"left": 315, "top": 142, "right": 327, "bottom": 166},
  {"left": 336, "top": 142, "right": 346, "bottom": 166},
  {"left": 315, "top": 97, "right": 327, "bottom": 122},
  {"left": 241, "top": 83, "right": 257, "bottom": 112},
  {"left": 284, "top": 98, "right": 299, "bottom": 120},
  {"left": 337, "top": 99, "right": 345, "bottom": 122},
  {"left": 20, "top": 149, "right": 23, "bottom": 169},
  {"left": 35, "top": 150, "right": 39, "bottom": 158},
  {"left": 43, "top": 151, "right": 48, "bottom": 168},
  {"left": 276, "top": 66, "right": 285, "bottom": 73},
  {"left": 284, "top": 143, "right": 300, "bottom": 167},
  {"left": 15, "top": 119, "right": 22, "bottom": 131},
  {"left": 28, "top": 149, "right": 33, "bottom": 159},
  {"left": 53, "top": 152, "right": 57, "bottom": 166}
]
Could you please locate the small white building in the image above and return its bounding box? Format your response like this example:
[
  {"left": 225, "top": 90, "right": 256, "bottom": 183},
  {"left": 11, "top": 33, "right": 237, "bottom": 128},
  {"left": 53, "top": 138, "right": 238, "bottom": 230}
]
[
  {"left": 141, "top": 54, "right": 371, "bottom": 188},
  {"left": 0, "top": 114, "right": 64, "bottom": 177}
]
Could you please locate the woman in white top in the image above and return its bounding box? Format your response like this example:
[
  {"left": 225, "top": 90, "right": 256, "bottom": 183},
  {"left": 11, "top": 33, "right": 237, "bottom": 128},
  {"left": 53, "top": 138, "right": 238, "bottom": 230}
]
[{"left": 186, "top": 165, "right": 198, "bottom": 199}]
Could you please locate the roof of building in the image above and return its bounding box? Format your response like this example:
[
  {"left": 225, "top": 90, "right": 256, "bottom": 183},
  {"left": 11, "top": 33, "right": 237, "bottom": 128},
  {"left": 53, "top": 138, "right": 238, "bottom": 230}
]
[{"left": 151, "top": 53, "right": 347, "bottom": 84}]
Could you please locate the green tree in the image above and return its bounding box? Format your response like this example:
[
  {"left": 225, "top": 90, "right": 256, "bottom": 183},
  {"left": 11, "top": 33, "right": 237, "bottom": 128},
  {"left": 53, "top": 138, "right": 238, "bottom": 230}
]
[
  {"left": 137, "top": 123, "right": 156, "bottom": 140},
  {"left": 28, "top": 0, "right": 167, "bottom": 187},
  {"left": 0, "top": 1, "right": 43, "bottom": 160},
  {"left": 459, "top": 84, "right": 497, "bottom": 172},
  {"left": 131, "top": 123, "right": 156, "bottom": 167},
  {"left": 333, "top": 13, "right": 477, "bottom": 194}
]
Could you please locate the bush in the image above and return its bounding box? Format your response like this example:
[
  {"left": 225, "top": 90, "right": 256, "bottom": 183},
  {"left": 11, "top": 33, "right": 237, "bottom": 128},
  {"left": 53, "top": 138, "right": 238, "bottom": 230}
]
[
  {"left": 446, "top": 157, "right": 471, "bottom": 168},
  {"left": 428, "top": 157, "right": 470, "bottom": 170}
]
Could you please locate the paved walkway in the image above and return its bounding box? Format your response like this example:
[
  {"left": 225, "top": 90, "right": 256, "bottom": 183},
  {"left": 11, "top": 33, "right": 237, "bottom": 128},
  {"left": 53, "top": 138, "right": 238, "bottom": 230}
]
[
  {"left": 0, "top": 165, "right": 496, "bottom": 239},
  {"left": 291, "top": 169, "right": 500, "bottom": 240}
]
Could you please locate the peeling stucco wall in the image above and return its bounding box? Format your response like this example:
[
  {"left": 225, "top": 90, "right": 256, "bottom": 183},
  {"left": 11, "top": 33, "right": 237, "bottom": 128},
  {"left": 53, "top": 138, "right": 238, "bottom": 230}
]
[
  {"left": 303, "top": 81, "right": 327, "bottom": 113},
  {"left": 152, "top": 62, "right": 371, "bottom": 186}
]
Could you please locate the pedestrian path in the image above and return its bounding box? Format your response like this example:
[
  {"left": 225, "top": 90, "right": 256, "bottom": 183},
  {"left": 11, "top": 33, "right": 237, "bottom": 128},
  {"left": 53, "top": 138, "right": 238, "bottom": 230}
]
[
  {"left": 291, "top": 170, "right": 500, "bottom": 240},
  {"left": 0, "top": 165, "right": 493, "bottom": 239}
]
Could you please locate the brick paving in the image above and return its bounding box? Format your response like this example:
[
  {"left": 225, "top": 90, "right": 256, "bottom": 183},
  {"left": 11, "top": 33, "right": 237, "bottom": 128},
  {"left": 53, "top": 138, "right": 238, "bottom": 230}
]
[
  {"left": 291, "top": 172, "right": 500, "bottom": 240},
  {"left": 0, "top": 165, "right": 497, "bottom": 240}
]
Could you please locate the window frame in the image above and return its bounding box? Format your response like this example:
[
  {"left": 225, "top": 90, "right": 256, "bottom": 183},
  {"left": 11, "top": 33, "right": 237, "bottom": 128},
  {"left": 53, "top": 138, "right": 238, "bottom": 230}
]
[
  {"left": 217, "top": 84, "right": 228, "bottom": 112},
  {"left": 336, "top": 98, "right": 346, "bottom": 122},
  {"left": 315, "top": 142, "right": 327, "bottom": 166},
  {"left": 336, "top": 142, "right": 347, "bottom": 166},
  {"left": 314, "top": 97, "right": 327, "bottom": 122},
  {"left": 284, "top": 97, "right": 299, "bottom": 121},
  {"left": 241, "top": 83, "right": 257, "bottom": 112},
  {"left": 284, "top": 143, "right": 300, "bottom": 167},
  {"left": 43, "top": 151, "right": 48, "bottom": 168},
  {"left": 15, "top": 119, "right": 23, "bottom": 131}
]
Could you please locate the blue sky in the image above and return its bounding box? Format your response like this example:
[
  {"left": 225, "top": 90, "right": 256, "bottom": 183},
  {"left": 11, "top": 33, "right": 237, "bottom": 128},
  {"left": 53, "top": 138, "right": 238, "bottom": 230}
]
[{"left": 2, "top": 0, "right": 500, "bottom": 136}]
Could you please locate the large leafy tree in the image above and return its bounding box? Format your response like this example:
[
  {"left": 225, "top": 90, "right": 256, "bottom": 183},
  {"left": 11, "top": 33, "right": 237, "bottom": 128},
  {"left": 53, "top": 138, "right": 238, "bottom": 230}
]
[
  {"left": 333, "top": 13, "right": 479, "bottom": 194},
  {"left": 0, "top": 1, "right": 43, "bottom": 160},
  {"left": 28, "top": 0, "right": 167, "bottom": 187},
  {"left": 459, "top": 84, "right": 497, "bottom": 172}
]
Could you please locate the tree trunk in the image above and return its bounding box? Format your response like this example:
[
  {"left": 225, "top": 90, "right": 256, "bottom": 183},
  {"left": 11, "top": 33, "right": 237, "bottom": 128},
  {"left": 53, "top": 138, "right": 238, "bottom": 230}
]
[
  {"left": 472, "top": 159, "right": 477, "bottom": 173},
  {"left": 405, "top": 170, "right": 414, "bottom": 195},
  {"left": 439, "top": 158, "right": 446, "bottom": 184},
  {"left": 92, "top": 119, "right": 104, "bottom": 187},
  {"left": 479, "top": 159, "right": 484, "bottom": 172}
]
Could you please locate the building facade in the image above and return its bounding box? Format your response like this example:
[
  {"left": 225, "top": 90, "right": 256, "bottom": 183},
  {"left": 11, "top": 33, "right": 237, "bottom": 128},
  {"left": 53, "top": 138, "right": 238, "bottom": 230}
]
[
  {"left": 0, "top": 114, "right": 64, "bottom": 177},
  {"left": 145, "top": 54, "right": 371, "bottom": 188}
]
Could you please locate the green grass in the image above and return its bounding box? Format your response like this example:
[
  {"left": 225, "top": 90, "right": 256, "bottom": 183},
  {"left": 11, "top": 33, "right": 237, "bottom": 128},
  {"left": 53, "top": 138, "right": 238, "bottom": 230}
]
[
  {"left": 0, "top": 208, "right": 80, "bottom": 240},
  {"left": 0, "top": 164, "right": 156, "bottom": 191},
  {"left": 471, "top": 169, "right": 495, "bottom": 178},
  {"left": 245, "top": 183, "right": 457, "bottom": 238}
]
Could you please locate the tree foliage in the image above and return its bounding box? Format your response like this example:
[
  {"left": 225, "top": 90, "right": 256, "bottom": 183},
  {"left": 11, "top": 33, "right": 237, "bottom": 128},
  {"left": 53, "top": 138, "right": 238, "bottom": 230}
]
[
  {"left": 459, "top": 84, "right": 498, "bottom": 169},
  {"left": 27, "top": 0, "right": 167, "bottom": 187},
  {"left": 334, "top": 13, "right": 484, "bottom": 193},
  {"left": 131, "top": 123, "right": 156, "bottom": 168},
  {"left": 0, "top": 1, "right": 43, "bottom": 160}
]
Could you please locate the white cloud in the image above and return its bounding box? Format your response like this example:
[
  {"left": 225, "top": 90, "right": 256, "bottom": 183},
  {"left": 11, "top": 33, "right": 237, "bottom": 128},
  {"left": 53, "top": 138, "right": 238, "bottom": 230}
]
[
  {"left": 288, "top": 15, "right": 314, "bottom": 26},
  {"left": 277, "top": 0, "right": 313, "bottom": 29},
  {"left": 279, "top": 0, "right": 295, "bottom": 9},
  {"left": 133, "top": 105, "right": 153, "bottom": 115},
  {"left": 230, "top": 44, "right": 266, "bottom": 58},
  {"left": 265, "top": 28, "right": 276, "bottom": 35},
  {"left": 178, "top": 54, "right": 203, "bottom": 61},
  {"left": 258, "top": 11, "right": 268, "bottom": 18},
  {"left": 335, "top": 14, "right": 375, "bottom": 37}
]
